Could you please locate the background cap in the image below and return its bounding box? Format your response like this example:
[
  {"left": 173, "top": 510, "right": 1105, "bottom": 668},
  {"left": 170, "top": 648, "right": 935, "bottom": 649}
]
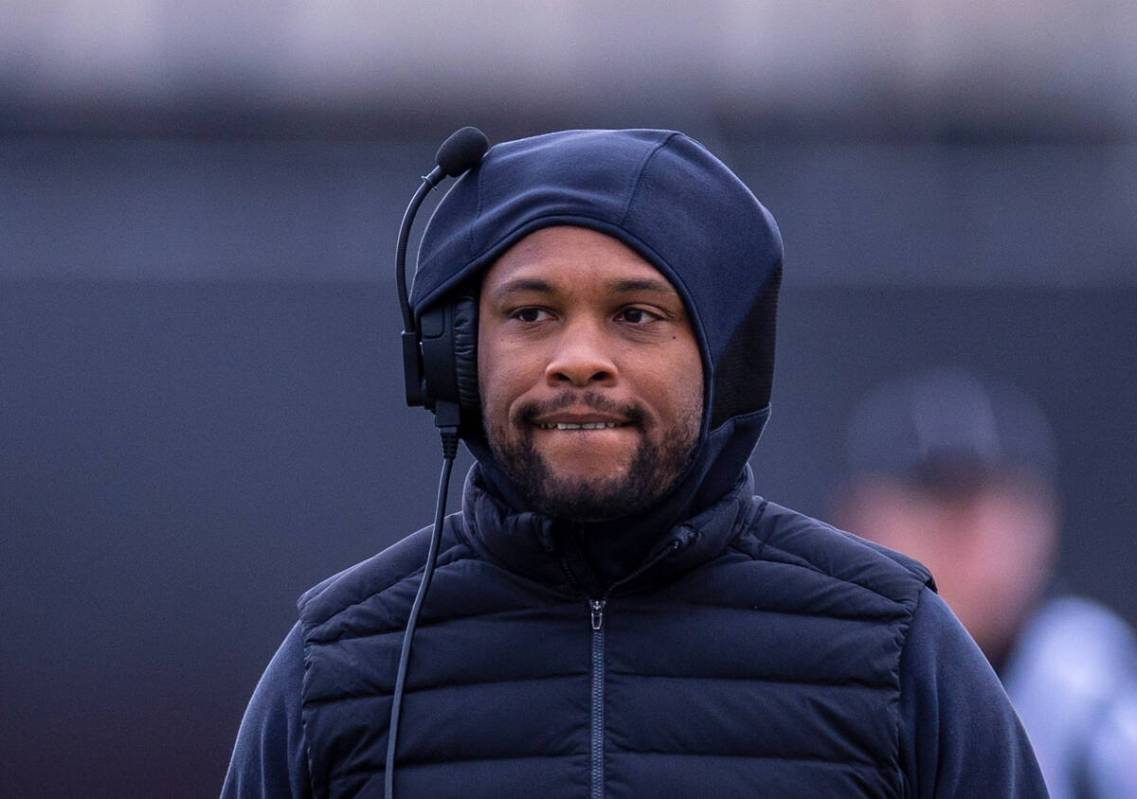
[{"left": 845, "top": 367, "right": 1058, "bottom": 487}]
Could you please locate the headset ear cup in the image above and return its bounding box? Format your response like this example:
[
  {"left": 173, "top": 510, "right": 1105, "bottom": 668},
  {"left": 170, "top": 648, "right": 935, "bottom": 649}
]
[{"left": 450, "top": 296, "right": 480, "bottom": 417}]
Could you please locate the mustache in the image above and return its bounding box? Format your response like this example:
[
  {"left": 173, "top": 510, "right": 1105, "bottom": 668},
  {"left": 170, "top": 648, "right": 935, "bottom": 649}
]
[{"left": 517, "top": 391, "right": 647, "bottom": 428}]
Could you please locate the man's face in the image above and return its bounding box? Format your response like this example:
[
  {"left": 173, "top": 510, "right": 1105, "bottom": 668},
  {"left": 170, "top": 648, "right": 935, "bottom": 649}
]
[{"left": 477, "top": 226, "right": 703, "bottom": 522}]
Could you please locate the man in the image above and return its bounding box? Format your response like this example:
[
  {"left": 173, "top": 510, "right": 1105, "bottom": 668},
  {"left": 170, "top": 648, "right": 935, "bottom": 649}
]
[
  {"left": 836, "top": 368, "right": 1137, "bottom": 798},
  {"left": 223, "top": 130, "right": 1046, "bottom": 797}
]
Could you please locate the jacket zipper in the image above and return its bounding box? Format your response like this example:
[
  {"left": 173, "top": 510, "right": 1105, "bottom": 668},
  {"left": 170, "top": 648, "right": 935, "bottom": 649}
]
[
  {"left": 589, "top": 597, "right": 607, "bottom": 799},
  {"left": 585, "top": 537, "right": 685, "bottom": 799}
]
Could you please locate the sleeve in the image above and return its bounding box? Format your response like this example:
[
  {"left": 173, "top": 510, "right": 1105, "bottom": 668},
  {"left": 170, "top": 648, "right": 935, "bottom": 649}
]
[
  {"left": 898, "top": 587, "right": 1050, "bottom": 798},
  {"left": 221, "top": 622, "right": 312, "bottom": 799},
  {"left": 1083, "top": 680, "right": 1137, "bottom": 798}
]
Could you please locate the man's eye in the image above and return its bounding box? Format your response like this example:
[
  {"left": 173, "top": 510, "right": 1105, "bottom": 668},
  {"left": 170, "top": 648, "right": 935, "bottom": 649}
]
[
  {"left": 511, "top": 308, "right": 550, "bottom": 323},
  {"left": 617, "top": 307, "right": 660, "bottom": 325}
]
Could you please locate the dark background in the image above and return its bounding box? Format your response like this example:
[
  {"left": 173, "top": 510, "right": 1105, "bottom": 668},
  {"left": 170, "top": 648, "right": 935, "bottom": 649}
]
[{"left": 3, "top": 5, "right": 1137, "bottom": 797}]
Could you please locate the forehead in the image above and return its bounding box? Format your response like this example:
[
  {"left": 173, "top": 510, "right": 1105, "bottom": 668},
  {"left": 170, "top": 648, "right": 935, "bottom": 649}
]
[{"left": 481, "top": 225, "right": 676, "bottom": 292}]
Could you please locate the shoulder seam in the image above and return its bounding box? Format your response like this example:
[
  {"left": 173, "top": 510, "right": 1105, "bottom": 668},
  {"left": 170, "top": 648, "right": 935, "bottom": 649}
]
[
  {"left": 734, "top": 520, "right": 919, "bottom": 609},
  {"left": 303, "top": 541, "right": 473, "bottom": 628},
  {"left": 756, "top": 540, "right": 911, "bottom": 608}
]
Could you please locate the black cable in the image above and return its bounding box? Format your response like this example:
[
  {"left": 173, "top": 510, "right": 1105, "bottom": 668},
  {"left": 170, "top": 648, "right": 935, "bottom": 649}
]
[
  {"left": 385, "top": 126, "right": 486, "bottom": 796},
  {"left": 385, "top": 429, "right": 459, "bottom": 799}
]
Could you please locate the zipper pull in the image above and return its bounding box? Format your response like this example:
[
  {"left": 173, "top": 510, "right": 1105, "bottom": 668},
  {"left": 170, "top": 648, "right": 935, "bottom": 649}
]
[{"left": 590, "top": 598, "right": 607, "bottom": 631}]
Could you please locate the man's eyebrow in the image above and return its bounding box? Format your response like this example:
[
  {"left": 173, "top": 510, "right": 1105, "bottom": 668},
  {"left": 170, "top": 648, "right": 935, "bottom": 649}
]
[
  {"left": 609, "top": 278, "right": 677, "bottom": 295},
  {"left": 491, "top": 278, "right": 556, "bottom": 303},
  {"left": 490, "top": 276, "right": 679, "bottom": 303}
]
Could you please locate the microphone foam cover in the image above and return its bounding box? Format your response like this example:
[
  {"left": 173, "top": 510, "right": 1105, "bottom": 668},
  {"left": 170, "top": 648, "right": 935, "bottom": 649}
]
[{"left": 435, "top": 127, "right": 490, "bottom": 177}]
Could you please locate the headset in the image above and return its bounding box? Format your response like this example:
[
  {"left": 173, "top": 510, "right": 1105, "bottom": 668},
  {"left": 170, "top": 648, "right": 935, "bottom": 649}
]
[
  {"left": 386, "top": 126, "right": 490, "bottom": 799},
  {"left": 398, "top": 126, "right": 490, "bottom": 433}
]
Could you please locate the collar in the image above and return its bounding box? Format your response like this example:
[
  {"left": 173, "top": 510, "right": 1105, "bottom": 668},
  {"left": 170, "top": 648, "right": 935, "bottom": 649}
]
[{"left": 458, "top": 463, "right": 758, "bottom": 598}]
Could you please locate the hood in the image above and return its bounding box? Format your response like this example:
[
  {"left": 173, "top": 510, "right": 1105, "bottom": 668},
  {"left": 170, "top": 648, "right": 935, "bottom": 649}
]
[{"left": 410, "top": 129, "right": 782, "bottom": 584}]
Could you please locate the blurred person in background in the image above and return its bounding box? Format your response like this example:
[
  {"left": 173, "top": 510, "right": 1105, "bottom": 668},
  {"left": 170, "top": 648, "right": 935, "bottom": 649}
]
[{"left": 835, "top": 368, "right": 1137, "bottom": 799}]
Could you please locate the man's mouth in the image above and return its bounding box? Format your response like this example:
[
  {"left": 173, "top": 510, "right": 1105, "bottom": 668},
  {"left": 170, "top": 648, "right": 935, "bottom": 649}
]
[
  {"left": 520, "top": 395, "right": 645, "bottom": 436},
  {"left": 530, "top": 409, "right": 634, "bottom": 432}
]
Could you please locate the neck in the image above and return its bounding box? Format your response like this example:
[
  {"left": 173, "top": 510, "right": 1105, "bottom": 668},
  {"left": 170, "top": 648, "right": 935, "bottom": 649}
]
[{"left": 463, "top": 403, "right": 771, "bottom": 588}]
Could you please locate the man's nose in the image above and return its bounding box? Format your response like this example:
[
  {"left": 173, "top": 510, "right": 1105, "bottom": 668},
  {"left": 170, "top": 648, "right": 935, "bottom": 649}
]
[{"left": 544, "top": 321, "right": 617, "bottom": 388}]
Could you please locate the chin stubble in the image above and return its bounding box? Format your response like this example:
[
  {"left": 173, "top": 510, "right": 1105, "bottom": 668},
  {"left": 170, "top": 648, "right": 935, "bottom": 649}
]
[{"left": 487, "top": 392, "right": 700, "bottom": 522}]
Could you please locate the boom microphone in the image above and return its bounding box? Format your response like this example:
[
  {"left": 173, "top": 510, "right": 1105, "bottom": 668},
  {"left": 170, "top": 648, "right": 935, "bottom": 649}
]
[
  {"left": 396, "top": 127, "right": 489, "bottom": 405},
  {"left": 435, "top": 126, "right": 490, "bottom": 179}
]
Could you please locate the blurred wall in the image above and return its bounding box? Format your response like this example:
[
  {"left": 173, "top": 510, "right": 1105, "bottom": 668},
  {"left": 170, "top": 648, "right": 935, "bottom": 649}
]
[
  {"left": 4, "top": 2, "right": 1137, "bottom": 141},
  {"left": 2, "top": 4, "right": 1136, "bottom": 797}
]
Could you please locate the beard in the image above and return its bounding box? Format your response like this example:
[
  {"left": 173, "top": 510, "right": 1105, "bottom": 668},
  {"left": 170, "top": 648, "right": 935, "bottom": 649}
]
[{"left": 486, "top": 391, "right": 701, "bottom": 522}]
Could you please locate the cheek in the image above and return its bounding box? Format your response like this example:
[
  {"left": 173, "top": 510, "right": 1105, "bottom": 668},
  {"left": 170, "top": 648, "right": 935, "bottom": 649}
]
[
  {"left": 477, "top": 360, "right": 508, "bottom": 418},
  {"left": 478, "top": 348, "right": 534, "bottom": 420},
  {"left": 658, "top": 348, "right": 704, "bottom": 427},
  {"left": 477, "top": 321, "right": 511, "bottom": 413}
]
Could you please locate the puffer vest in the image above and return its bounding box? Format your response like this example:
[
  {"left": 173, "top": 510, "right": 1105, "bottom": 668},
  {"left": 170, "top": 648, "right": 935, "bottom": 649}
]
[{"left": 298, "top": 467, "right": 932, "bottom": 798}]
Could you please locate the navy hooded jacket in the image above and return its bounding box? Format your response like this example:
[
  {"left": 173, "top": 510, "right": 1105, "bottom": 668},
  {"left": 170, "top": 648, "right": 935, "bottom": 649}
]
[{"left": 222, "top": 130, "right": 1047, "bottom": 798}]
